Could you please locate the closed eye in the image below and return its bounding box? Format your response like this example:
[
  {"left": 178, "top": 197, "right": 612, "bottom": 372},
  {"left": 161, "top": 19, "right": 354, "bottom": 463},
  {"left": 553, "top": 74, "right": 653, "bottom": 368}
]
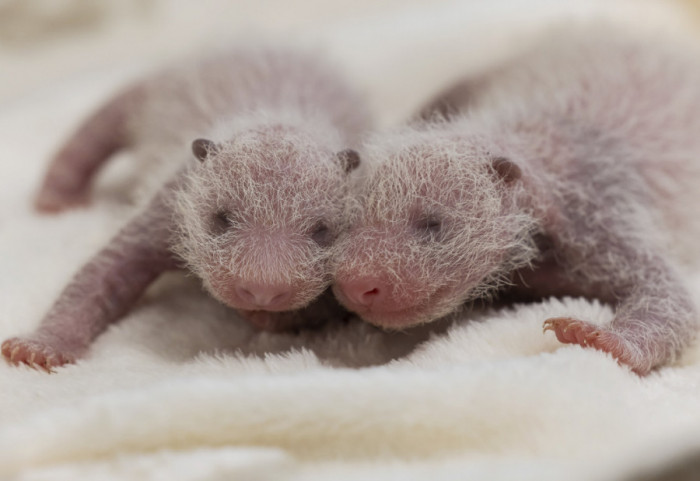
[
  {"left": 413, "top": 214, "right": 443, "bottom": 242},
  {"left": 211, "top": 209, "right": 236, "bottom": 234},
  {"left": 310, "top": 220, "right": 333, "bottom": 246}
]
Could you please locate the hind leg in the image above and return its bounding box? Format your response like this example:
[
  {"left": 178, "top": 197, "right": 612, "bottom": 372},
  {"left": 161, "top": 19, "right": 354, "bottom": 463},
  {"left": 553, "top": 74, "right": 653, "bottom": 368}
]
[{"left": 35, "top": 86, "right": 143, "bottom": 213}]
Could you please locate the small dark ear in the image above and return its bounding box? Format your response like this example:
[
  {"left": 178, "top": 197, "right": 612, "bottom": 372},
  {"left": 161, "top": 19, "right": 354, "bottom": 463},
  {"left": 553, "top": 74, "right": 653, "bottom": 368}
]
[
  {"left": 337, "top": 149, "right": 361, "bottom": 173},
  {"left": 192, "top": 138, "right": 218, "bottom": 162},
  {"left": 491, "top": 157, "right": 521, "bottom": 184}
]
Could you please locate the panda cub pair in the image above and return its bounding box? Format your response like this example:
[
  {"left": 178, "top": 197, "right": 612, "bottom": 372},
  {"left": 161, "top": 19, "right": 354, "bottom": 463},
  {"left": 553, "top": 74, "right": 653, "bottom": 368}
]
[{"left": 5, "top": 29, "right": 700, "bottom": 374}]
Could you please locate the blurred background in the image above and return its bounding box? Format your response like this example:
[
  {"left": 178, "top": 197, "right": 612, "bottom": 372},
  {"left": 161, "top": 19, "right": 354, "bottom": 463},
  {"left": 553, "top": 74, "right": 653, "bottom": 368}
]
[{"left": 0, "top": 0, "right": 698, "bottom": 126}]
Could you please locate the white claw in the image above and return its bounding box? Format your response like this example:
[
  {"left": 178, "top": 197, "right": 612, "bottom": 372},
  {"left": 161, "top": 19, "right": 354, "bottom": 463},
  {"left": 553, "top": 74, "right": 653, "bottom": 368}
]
[{"left": 10, "top": 345, "right": 21, "bottom": 363}]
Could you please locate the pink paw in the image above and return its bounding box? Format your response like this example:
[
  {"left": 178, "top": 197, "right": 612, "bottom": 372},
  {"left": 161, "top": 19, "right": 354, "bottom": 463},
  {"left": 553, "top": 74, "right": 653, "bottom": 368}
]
[
  {"left": 1, "top": 337, "right": 77, "bottom": 372},
  {"left": 543, "top": 317, "right": 648, "bottom": 374}
]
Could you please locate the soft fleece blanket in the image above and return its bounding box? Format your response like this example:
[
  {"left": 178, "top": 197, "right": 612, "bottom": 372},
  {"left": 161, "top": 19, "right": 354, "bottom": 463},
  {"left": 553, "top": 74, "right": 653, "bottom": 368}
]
[{"left": 2, "top": 1, "right": 700, "bottom": 480}]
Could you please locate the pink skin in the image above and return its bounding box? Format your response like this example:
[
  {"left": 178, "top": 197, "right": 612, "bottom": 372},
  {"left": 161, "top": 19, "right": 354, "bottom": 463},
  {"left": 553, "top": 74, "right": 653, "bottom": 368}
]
[
  {"left": 333, "top": 31, "right": 700, "bottom": 374},
  {"left": 335, "top": 278, "right": 430, "bottom": 329},
  {"left": 3, "top": 171, "right": 348, "bottom": 371},
  {"left": 334, "top": 237, "right": 464, "bottom": 330},
  {"left": 5, "top": 49, "right": 366, "bottom": 371},
  {"left": 235, "top": 283, "right": 291, "bottom": 309},
  {"left": 3, "top": 189, "right": 177, "bottom": 372},
  {"left": 335, "top": 133, "right": 697, "bottom": 375},
  {"left": 34, "top": 86, "right": 143, "bottom": 213},
  {"left": 335, "top": 137, "right": 697, "bottom": 375},
  {"left": 175, "top": 132, "right": 356, "bottom": 317},
  {"left": 5, "top": 135, "right": 353, "bottom": 371},
  {"left": 334, "top": 145, "right": 527, "bottom": 329},
  {"left": 529, "top": 200, "right": 695, "bottom": 375},
  {"left": 208, "top": 270, "right": 297, "bottom": 312}
]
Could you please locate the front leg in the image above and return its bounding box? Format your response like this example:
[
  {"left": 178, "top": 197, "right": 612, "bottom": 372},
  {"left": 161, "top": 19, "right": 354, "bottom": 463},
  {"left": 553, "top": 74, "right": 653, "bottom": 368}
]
[
  {"left": 528, "top": 229, "right": 698, "bottom": 374},
  {"left": 542, "top": 313, "right": 677, "bottom": 376},
  {"left": 2, "top": 192, "right": 178, "bottom": 371},
  {"left": 35, "top": 85, "right": 143, "bottom": 213},
  {"left": 541, "top": 254, "right": 696, "bottom": 375},
  {"left": 514, "top": 154, "right": 699, "bottom": 374}
]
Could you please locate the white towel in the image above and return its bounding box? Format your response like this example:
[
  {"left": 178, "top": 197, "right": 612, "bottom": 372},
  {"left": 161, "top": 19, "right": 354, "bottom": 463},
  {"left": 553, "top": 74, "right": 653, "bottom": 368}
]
[{"left": 2, "top": 1, "right": 700, "bottom": 479}]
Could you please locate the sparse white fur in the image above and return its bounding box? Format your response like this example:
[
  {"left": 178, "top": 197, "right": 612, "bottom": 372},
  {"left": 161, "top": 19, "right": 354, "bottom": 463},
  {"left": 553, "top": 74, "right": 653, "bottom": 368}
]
[
  {"left": 132, "top": 45, "right": 371, "bottom": 311},
  {"left": 129, "top": 45, "right": 368, "bottom": 181},
  {"left": 171, "top": 116, "right": 350, "bottom": 304},
  {"left": 334, "top": 26, "right": 700, "bottom": 372},
  {"left": 338, "top": 122, "right": 538, "bottom": 317},
  {"left": 1, "top": 44, "right": 371, "bottom": 370}
]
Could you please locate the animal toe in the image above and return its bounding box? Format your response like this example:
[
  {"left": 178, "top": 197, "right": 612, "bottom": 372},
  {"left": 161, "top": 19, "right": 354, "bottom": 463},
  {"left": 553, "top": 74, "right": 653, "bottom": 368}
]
[
  {"left": 1, "top": 337, "right": 75, "bottom": 372},
  {"left": 543, "top": 317, "right": 648, "bottom": 374}
]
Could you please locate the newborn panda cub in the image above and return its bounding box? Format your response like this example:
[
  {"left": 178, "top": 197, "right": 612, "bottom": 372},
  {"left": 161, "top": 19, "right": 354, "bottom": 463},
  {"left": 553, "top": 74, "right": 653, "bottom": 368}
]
[
  {"left": 333, "top": 28, "right": 700, "bottom": 374},
  {"left": 2, "top": 45, "right": 369, "bottom": 371}
]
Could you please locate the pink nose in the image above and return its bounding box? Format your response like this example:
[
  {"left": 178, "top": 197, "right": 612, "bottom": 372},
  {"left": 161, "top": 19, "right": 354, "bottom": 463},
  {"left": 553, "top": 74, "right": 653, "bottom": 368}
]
[
  {"left": 338, "top": 279, "right": 387, "bottom": 308},
  {"left": 235, "top": 284, "right": 292, "bottom": 308}
]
